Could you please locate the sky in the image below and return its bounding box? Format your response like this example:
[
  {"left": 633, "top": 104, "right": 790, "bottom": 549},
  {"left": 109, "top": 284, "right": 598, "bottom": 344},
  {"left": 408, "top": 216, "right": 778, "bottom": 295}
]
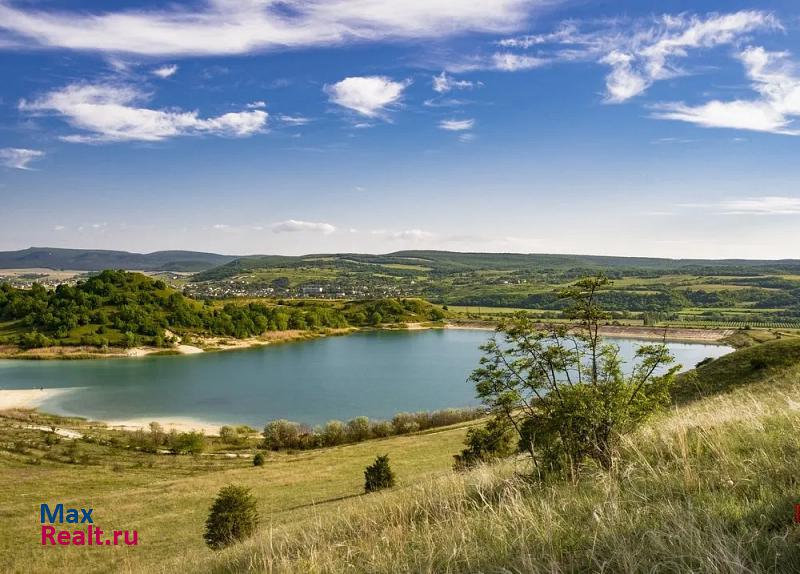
[{"left": 1, "top": 0, "right": 800, "bottom": 259}]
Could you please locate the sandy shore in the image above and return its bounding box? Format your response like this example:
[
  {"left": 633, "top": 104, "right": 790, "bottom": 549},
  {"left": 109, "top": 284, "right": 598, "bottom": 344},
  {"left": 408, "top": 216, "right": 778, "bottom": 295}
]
[
  {"left": 0, "top": 388, "right": 226, "bottom": 435},
  {"left": 0, "top": 388, "right": 75, "bottom": 410},
  {"left": 104, "top": 416, "right": 226, "bottom": 435}
]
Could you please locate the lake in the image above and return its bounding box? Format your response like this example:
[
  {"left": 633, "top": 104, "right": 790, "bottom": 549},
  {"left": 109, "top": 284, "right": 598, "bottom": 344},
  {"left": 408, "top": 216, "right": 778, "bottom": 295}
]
[{"left": 0, "top": 329, "right": 733, "bottom": 428}]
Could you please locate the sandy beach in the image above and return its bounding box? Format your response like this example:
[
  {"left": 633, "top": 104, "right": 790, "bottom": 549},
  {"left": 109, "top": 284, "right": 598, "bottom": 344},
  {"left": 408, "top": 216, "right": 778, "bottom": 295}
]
[
  {"left": 0, "top": 387, "right": 75, "bottom": 410},
  {"left": 104, "top": 416, "right": 226, "bottom": 435},
  {"left": 0, "top": 388, "right": 225, "bottom": 434}
]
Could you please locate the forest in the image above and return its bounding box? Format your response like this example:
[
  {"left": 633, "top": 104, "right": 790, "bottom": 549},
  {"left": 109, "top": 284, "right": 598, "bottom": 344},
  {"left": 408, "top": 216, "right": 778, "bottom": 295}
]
[{"left": 0, "top": 270, "right": 446, "bottom": 349}]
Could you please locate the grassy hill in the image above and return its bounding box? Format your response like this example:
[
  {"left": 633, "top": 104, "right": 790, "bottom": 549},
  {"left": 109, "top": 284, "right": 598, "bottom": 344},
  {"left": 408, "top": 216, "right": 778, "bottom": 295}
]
[
  {"left": 195, "top": 250, "right": 800, "bottom": 281},
  {"left": 0, "top": 247, "right": 237, "bottom": 272},
  {"left": 1, "top": 337, "right": 799, "bottom": 573}
]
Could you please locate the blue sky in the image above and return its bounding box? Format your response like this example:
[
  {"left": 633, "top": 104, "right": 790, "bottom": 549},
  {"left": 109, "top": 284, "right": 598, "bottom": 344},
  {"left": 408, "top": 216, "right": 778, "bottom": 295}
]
[{"left": 1, "top": 0, "right": 799, "bottom": 258}]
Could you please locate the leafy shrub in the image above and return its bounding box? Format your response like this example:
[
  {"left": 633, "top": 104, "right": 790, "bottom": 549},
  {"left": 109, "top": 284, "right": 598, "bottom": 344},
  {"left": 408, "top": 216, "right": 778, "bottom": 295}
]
[
  {"left": 453, "top": 418, "right": 514, "bottom": 470},
  {"left": 168, "top": 431, "right": 205, "bottom": 454},
  {"left": 204, "top": 485, "right": 259, "bottom": 550},
  {"left": 253, "top": 452, "right": 265, "bottom": 467},
  {"left": 364, "top": 454, "right": 395, "bottom": 493}
]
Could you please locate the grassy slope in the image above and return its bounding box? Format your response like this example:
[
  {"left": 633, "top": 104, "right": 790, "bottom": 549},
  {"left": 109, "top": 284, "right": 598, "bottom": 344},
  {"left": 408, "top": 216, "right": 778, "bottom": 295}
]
[{"left": 0, "top": 416, "right": 475, "bottom": 574}]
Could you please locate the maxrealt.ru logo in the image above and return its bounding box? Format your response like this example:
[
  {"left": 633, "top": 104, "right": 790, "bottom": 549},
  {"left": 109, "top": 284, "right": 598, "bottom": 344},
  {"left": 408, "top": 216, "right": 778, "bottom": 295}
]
[{"left": 40, "top": 503, "right": 138, "bottom": 546}]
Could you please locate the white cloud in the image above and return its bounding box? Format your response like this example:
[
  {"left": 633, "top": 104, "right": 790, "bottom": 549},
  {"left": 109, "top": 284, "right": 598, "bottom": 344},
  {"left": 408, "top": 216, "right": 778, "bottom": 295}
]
[
  {"left": 246, "top": 101, "right": 266, "bottom": 109},
  {"left": 53, "top": 225, "right": 65, "bottom": 231},
  {"left": 720, "top": 196, "right": 800, "bottom": 215},
  {"left": 391, "top": 229, "right": 434, "bottom": 240},
  {"left": 372, "top": 228, "right": 435, "bottom": 240},
  {"left": 19, "top": 83, "right": 268, "bottom": 143},
  {"left": 439, "top": 118, "right": 474, "bottom": 131},
  {"left": 0, "top": 147, "right": 44, "bottom": 169},
  {"left": 652, "top": 47, "right": 800, "bottom": 134},
  {"left": 278, "top": 114, "right": 311, "bottom": 126},
  {"left": 679, "top": 196, "right": 800, "bottom": 214},
  {"left": 0, "top": 0, "right": 543, "bottom": 56},
  {"left": 272, "top": 219, "right": 336, "bottom": 234},
  {"left": 325, "top": 76, "right": 409, "bottom": 117},
  {"left": 152, "top": 64, "right": 178, "bottom": 78},
  {"left": 491, "top": 52, "right": 547, "bottom": 71},
  {"left": 432, "top": 71, "right": 474, "bottom": 93}
]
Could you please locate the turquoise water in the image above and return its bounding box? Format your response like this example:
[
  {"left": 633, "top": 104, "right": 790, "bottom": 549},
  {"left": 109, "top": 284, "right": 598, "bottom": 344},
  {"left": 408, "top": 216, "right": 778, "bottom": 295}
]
[{"left": 0, "top": 330, "right": 733, "bottom": 427}]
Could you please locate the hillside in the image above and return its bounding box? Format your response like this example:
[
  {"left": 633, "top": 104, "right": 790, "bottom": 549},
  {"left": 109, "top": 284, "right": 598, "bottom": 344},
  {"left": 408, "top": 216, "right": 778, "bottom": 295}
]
[
  {"left": 194, "top": 249, "right": 800, "bottom": 282},
  {"left": 186, "top": 250, "right": 800, "bottom": 330},
  {"left": 1, "top": 337, "right": 798, "bottom": 573},
  {"left": 0, "top": 247, "right": 237, "bottom": 272}
]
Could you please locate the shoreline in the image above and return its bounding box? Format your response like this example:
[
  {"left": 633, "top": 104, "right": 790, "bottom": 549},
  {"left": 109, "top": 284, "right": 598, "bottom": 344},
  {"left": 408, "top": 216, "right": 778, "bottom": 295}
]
[
  {"left": 445, "top": 321, "right": 735, "bottom": 343},
  {"left": 0, "top": 322, "right": 734, "bottom": 362},
  {"left": 0, "top": 327, "right": 354, "bottom": 361}
]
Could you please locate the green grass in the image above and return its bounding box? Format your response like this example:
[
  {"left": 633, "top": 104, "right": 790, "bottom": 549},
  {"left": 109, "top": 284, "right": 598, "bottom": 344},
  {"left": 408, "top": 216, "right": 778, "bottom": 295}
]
[
  {"left": 0, "top": 413, "right": 476, "bottom": 574},
  {"left": 672, "top": 336, "right": 800, "bottom": 403}
]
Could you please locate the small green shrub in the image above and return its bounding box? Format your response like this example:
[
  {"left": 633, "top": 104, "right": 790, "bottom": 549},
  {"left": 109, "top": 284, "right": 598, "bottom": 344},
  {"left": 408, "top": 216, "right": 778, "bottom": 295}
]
[
  {"left": 253, "top": 452, "right": 265, "bottom": 467},
  {"left": 204, "top": 485, "right": 259, "bottom": 550},
  {"left": 364, "top": 454, "right": 395, "bottom": 493}
]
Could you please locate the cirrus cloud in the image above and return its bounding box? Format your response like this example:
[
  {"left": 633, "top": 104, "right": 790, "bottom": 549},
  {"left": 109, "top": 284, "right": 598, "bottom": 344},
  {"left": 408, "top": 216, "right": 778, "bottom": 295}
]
[
  {"left": 0, "top": 0, "right": 544, "bottom": 57},
  {"left": 0, "top": 147, "right": 44, "bottom": 169},
  {"left": 439, "top": 118, "right": 474, "bottom": 131}
]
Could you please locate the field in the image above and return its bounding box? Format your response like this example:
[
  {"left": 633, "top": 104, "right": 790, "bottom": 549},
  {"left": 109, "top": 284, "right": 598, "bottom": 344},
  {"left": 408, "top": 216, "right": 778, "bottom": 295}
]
[
  {"left": 2, "top": 336, "right": 800, "bottom": 572},
  {"left": 0, "top": 413, "right": 476, "bottom": 573}
]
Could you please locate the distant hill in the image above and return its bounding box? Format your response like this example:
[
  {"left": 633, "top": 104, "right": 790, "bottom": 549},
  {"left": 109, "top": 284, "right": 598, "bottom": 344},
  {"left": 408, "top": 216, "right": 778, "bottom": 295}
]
[
  {"left": 193, "top": 249, "right": 800, "bottom": 282},
  {"left": 0, "top": 247, "right": 237, "bottom": 272},
  {"left": 3, "top": 247, "right": 799, "bottom": 278}
]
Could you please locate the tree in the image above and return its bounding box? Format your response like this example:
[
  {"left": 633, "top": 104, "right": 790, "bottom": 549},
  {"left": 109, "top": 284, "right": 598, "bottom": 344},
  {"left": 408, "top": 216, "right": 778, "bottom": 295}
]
[
  {"left": 346, "top": 416, "right": 371, "bottom": 442},
  {"left": 364, "top": 454, "right": 395, "bottom": 493},
  {"left": 204, "top": 485, "right": 259, "bottom": 550},
  {"left": 219, "top": 425, "right": 243, "bottom": 445},
  {"left": 262, "top": 419, "right": 300, "bottom": 450},
  {"left": 321, "top": 420, "right": 346, "bottom": 446},
  {"left": 149, "top": 422, "right": 165, "bottom": 448},
  {"left": 469, "top": 275, "right": 679, "bottom": 480}
]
